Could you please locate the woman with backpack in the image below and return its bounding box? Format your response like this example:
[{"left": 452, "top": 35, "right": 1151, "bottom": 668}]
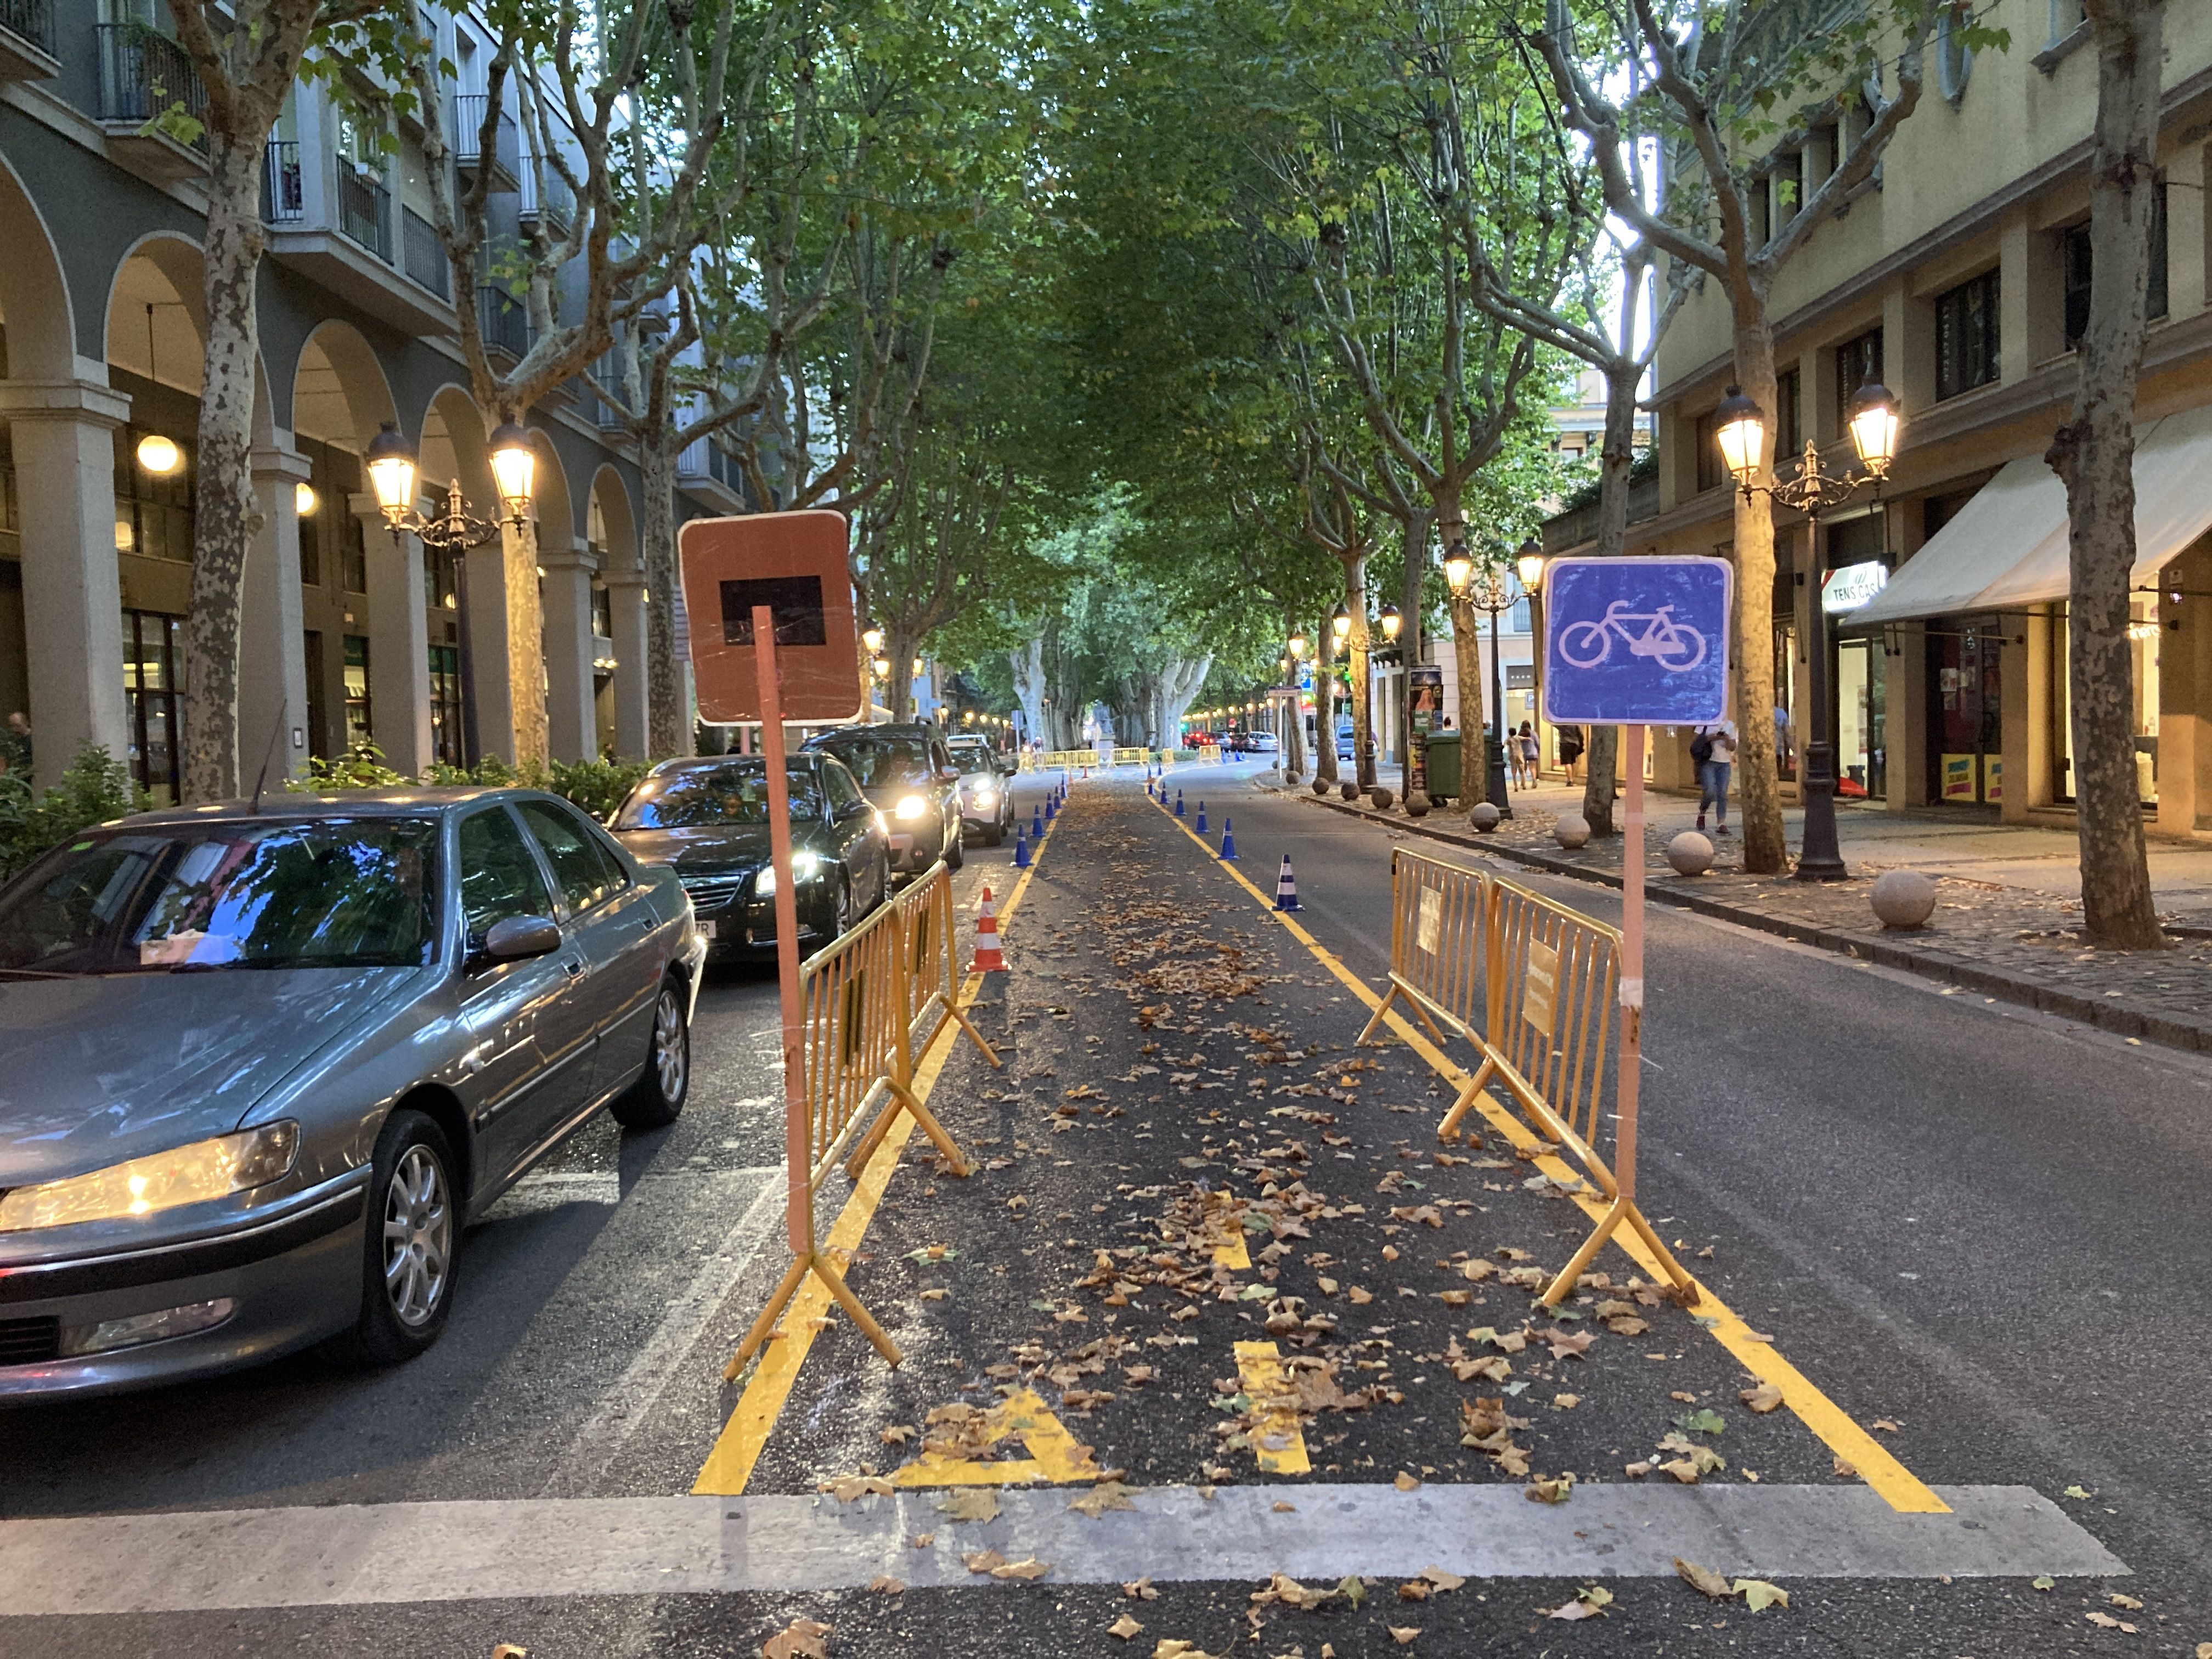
[{"left": 1692, "top": 720, "right": 1737, "bottom": 836}]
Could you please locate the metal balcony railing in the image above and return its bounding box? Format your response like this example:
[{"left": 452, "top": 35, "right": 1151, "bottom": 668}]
[
  {"left": 451, "top": 92, "right": 520, "bottom": 180},
  {"left": 400, "top": 208, "right": 449, "bottom": 300},
  {"left": 479, "top": 285, "right": 530, "bottom": 359},
  {"left": 0, "top": 0, "right": 54, "bottom": 58},
  {"left": 95, "top": 25, "right": 209, "bottom": 152},
  {"left": 520, "top": 163, "right": 577, "bottom": 233},
  {"left": 261, "top": 138, "right": 304, "bottom": 223},
  {"left": 335, "top": 163, "right": 391, "bottom": 262}
]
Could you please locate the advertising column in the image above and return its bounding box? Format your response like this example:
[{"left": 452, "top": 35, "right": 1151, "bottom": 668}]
[{"left": 1407, "top": 663, "right": 1443, "bottom": 798}]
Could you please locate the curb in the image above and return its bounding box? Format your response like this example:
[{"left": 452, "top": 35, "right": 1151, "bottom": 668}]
[{"left": 1270, "top": 782, "right": 2212, "bottom": 1059}]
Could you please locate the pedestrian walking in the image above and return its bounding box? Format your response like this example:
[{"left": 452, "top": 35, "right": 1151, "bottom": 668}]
[
  {"left": 1519, "top": 723, "right": 1540, "bottom": 785},
  {"left": 1507, "top": 721, "right": 1530, "bottom": 788},
  {"left": 1693, "top": 719, "right": 1737, "bottom": 836},
  {"left": 1558, "top": 725, "right": 1585, "bottom": 783}
]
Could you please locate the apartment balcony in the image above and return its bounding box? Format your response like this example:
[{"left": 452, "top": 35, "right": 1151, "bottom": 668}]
[
  {"left": 574, "top": 347, "right": 629, "bottom": 432},
  {"left": 451, "top": 93, "right": 520, "bottom": 191},
  {"left": 479, "top": 285, "right": 530, "bottom": 362},
  {"left": 675, "top": 431, "right": 748, "bottom": 512},
  {"left": 0, "top": 0, "right": 59, "bottom": 81},
  {"left": 262, "top": 141, "right": 454, "bottom": 336},
  {"left": 94, "top": 24, "right": 208, "bottom": 181},
  {"left": 517, "top": 162, "right": 576, "bottom": 238}
]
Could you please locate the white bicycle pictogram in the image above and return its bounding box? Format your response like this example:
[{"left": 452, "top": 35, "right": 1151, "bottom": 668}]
[{"left": 1555, "top": 601, "right": 1710, "bottom": 673}]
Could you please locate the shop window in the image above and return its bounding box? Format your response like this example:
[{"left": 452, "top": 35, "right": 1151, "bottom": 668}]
[
  {"left": 1929, "top": 623, "right": 2003, "bottom": 806},
  {"left": 343, "top": 634, "right": 372, "bottom": 747},
  {"left": 121, "top": 607, "right": 183, "bottom": 802},
  {"left": 1833, "top": 329, "right": 1883, "bottom": 433},
  {"left": 1835, "top": 637, "right": 1887, "bottom": 800},
  {"left": 114, "top": 425, "right": 195, "bottom": 561},
  {"left": 1935, "top": 269, "right": 2001, "bottom": 399},
  {"left": 2063, "top": 180, "right": 2168, "bottom": 351},
  {"left": 429, "top": 642, "right": 464, "bottom": 766},
  {"left": 1772, "top": 616, "right": 1797, "bottom": 781},
  {"left": 2049, "top": 599, "right": 2157, "bottom": 806},
  {"left": 425, "top": 543, "right": 458, "bottom": 613}
]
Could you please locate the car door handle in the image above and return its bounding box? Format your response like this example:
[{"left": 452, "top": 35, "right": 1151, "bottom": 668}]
[{"left": 563, "top": 958, "right": 585, "bottom": 977}]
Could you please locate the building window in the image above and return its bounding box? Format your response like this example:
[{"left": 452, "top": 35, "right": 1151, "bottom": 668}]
[
  {"left": 1834, "top": 329, "right": 1883, "bottom": 433},
  {"left": 298, "top": 438, "right": 365, "bottom": 590},
  {"left": 343, "top": 634, "right": 371, "bottom": 747},
  {"left": 2049, "top": 0, "right": 2084, "bottom": 44},
  {"left": 426, "top": 544, "right": 457, "bottom": 613},
  {"left": 1934, "top": 268, "right": 2001, "bottom": 399},
  {"left": 2050, "top": 597, "right": 2158, "bottom": 805},
  {"left": 1694, "top": 409, "right": 1724, "bottom": 493},
  {"left": 2063, "top": 179, "right": 2168, "bottom": 350},
  {"left": 429, "top": 642, "right": 464, "bottom": 766},
  {"left": 591, "top": 583, "right": 613, "bottom": 640},
  {"left": 1776, "top": 368, "right": 1803, "bottom": 461},
  {"left": 1936, "top": 3, "right": 1973, "bottom": 102},
  {"left": 0, "top": 426, "right": 18, "bottom": 557},
  {"left": 114, "top": 426, "right": 195, "bottom": 561},
  {"left": 303, "top": 629, "right": 326, "bottom": 758},
  {"left": 121, "top": 607, "right": 183, "bottom": 802}
]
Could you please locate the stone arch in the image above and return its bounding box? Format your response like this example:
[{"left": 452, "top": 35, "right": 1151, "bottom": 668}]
[
  {"left": 417, "top": 381, "right": 494, "bottom": 505},
  {"left": 0, "top": 150, "right": 77, "bottom": 380},
  {"left": 588, "top": 463, "right": 640, "bottom": 578},
  {"left": 524, "top": 424, "right": 573, "bottom": 556},
  {"left": 104, "top": 232, "right": 275, "bottom": 445},
  {"left": 289, "top": 319, "right": 397, "bottom": 453}
]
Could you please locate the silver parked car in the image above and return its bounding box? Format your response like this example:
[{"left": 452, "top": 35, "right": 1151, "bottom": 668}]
[
  {"left": 0, "top": 787, "right": 706, "bottom": 1400},
  {"left": 944, "top": 734, "right": 1014, "bottom": 845}
]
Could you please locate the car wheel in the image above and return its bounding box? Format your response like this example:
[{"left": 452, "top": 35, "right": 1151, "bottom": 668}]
[
  {"left": 832, "top": 872, "right": 857, "bottom": 936},
  {"left": 611, "top": 979, "right": 690, "bottom": 1130},
  {"left": 342, "top": 1108, "right": 459, "bottom": 1367},
  {"left": 945, "top": 825, "right": 964, "bottom": 870},
  {"left": 983, "top": 820, "right": 1003, "bottom": 847},
  {"left": 873, "top": 851, "right": 892, "bottom": 910}
]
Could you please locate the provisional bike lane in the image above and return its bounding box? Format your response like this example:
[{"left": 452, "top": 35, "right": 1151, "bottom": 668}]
[{"left": 698, "top": 774, "right": 2118, "bottom": 1652}]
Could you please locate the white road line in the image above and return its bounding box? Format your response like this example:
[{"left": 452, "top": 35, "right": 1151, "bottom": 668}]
[
  {"left": 0, "top": 1484, "right": 2121, "bottom": 1613},
  {"left": 537, "top": 1169, "right": 785, "bottom": 1499}
]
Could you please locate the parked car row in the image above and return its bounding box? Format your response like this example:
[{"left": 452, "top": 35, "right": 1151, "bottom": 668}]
[{"left": 0, "top": 719, "right": 1021, "bottom": 1402}]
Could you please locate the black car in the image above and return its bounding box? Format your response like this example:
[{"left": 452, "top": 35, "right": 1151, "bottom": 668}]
[
  {"left": 609, "top": 754, "right": 891, "bottom": 957},
  {"left": 800, "top": 724, "right": 964, "bottom": 878}
]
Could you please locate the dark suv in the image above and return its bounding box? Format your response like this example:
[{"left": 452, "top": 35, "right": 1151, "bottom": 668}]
[{"left": 800, "top": 724, "right": 965, "bottom": 877}]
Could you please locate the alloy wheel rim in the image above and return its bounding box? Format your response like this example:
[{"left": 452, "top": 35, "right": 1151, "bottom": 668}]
[
  {"left": 654, "top": 990, "right": 686, "bottom": 1100},
  {"left": 382, "top": 1144, "right": 451, "bottom": 1328}
]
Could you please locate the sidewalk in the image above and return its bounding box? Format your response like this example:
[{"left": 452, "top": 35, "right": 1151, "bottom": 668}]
[{"left": 1273, "top": 775, "right": 2212, "bottom": 1057}]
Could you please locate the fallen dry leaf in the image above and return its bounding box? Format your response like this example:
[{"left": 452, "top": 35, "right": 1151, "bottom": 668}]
[
  {"left": 921, "top": 1289, "right": 949, "bottom": 1301},
  {"left": 1272, "top": 1501, "right": 1297, "bottom": 1513},
  {"left": 2109, "top": 1593, "right": 2143, "bottom": 1611},
  {"left": 1740, "top": 1383, "right": 1783, "bottom": 1414},
  {"left": 879, "top": 1425, "right": 917, "bottom": 1446},
  {"left": 866, "top": 1576, "right": 905, "bottom": 1594},
  {"left": 1871, "top": 1418, "right": 1900, "bottom": 1432},
  {"left": 2086, "top": 1612, "right": 2135, "bottom": 1633},
  {"left": 818, "top": 1474, "right": 893, "bottom": 1503},
  {"left": 938, "top": 1489, "right": 1001, "bottom": 1523},
  {"left": 910, "top": 1532, "right": 934, "bottom": 1548},
  {"left": 991, "top": 1558, "right": 1052, "bottom": 1581},
  {"left": 1526, "top": 1475, "right": 1575, "bottom": 1504},
  {"left": 1675, "top": 1558, "right": 1734, "bottom": 1600},
  {"left": 1420, "top": 1566, "right": 1465, "bottom": 1591},
  {"left": 1107, "top": 1613, "right": 1145, "bottom": 1640},
  {"left": 1150, "top": 1643, "right": 1223, "bottom": 1659},
  {"left": 1393, "top": 1471, "right": 1421, "bottom": 1491},
  {"left": 761, "top": 1617, "right": 831, "bottom": 1659},
  {"left": 962, "top": 1549, "right": 1007, "bottom": 1575},
  {"left": 1545, "top": 1600, "right": 1603, "bottom": 1621},
  {"left": 492, "top": 1647, "right": 527, "bottom": 1658},
  {"left": 1069, "top": 1481, "right": 1137, "bottom": 1519},
  {"left": 1833, "top": 1455, "right": 1858, "bottom": 1479},
  {"left": 1736, "top": 1579, "right": 1790, "bottom": 1612},
  {"left": 1389, "top": 1627, "right": 1421, "bottom": 1646},
  {"left": 1124, "top": 1576, "right": 1160, "bottom": 1600}
]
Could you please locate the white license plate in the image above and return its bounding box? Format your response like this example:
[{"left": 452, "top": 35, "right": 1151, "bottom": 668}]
[{"left": 699, "top": 919, "right": 718, "bottom": 940}]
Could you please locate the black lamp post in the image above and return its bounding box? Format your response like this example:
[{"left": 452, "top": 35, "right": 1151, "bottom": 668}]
[{"left": 1716, "top": 379, "right": 1902, "bottom": 881}]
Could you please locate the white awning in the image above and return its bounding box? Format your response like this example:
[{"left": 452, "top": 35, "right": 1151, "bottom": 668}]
[{"left": 1850, "top": 402, "right": 2212, "bottom": 625}]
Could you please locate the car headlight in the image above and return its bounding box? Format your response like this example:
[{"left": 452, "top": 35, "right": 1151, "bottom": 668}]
[
  {"left": 752, "top": 854, "right": 826, "bottom": 897},
  {"left": 969, "top": 786, "right": 996, "bottom": 808},
  {"left": 0, "top": 1122, "right": 300, "bottom": 1232},
  {"left": 894, "top": 794, "right": 929, "bottom": 821}
]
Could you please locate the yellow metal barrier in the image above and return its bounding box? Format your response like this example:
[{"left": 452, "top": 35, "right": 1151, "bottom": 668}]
[
  {"left": 725, "top": 861, "right": 1000, "bottom": 1375},
  {"left": 1356, "top": 854, "right": 1693, "bottom": 1306}
]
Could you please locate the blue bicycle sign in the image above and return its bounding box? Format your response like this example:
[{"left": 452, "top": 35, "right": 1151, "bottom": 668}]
[{"left": 1542, "top": 556, "right": 1731, "bottom": 726}]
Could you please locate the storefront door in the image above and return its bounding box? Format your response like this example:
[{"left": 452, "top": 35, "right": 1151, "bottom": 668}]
[
  {"left": 1930, "top": 624, "right": 2002, "bottom": 805},
  {"left": 1835, "top": 636, "right": 1886, "bottom": 800}
]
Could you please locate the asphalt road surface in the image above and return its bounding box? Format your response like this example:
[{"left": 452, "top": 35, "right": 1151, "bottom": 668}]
[{"left": 3, "top": 758, "right": 2205, "bottom": 1657}]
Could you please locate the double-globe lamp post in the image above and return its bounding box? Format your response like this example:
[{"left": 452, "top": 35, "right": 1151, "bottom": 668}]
[
  {"left": 1713, "top": 377, "right": 1901, "bottom": 881},
  {"left": 365, "top": 419, "right": 537, "bottom": 769}
]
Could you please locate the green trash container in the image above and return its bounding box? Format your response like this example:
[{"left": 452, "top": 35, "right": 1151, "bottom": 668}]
[{"left": 1421, "top": 731, "right": 1462, "bottom": 802}]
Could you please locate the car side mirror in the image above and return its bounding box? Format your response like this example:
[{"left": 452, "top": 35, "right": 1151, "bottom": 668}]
[
  {"left": 838, "top": 798, "right": 872, "bottom": 821},
  {"left": 482, "top": 915, "right": 562, "bottom": 963},
  {"left": 938, "top": 766, "right": 960, "bottom": 782}
]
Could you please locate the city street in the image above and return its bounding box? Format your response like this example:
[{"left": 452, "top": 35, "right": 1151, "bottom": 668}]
[{"left": 3, "top": 759, "right": 2204, "bottom": 1656}]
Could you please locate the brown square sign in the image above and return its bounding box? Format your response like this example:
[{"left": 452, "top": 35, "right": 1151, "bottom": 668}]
[{"left": 677, "top": 510, "right": 863, "bottom": 724}]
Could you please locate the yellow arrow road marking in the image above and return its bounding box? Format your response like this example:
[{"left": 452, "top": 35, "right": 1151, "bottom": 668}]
[
  {"left": 888, "top": 1388, "right": 1102, "bottom": 1487},
  {"left": 1233, "top": 1340, "right": 1312, "bottom": 1475},
  {"left": 1150, "top": 792, "right": 1947, "bottom": 1515}
]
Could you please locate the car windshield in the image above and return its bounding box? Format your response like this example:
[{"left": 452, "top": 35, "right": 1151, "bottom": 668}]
[
  {"left": 615, "top": 761, "right": 824, "bottom": 829},
  {"left": 0, "top": 818, "right": 441, "bottom": 974},
  {"left": 811, "top": 735, "right": 932, "bottom": 788},
  {"left": 946, "top": 740, "right": 993, "bottom": 770}
]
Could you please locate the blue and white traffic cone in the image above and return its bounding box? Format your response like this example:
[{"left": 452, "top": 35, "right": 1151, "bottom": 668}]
[
  {"left": 1013, "top": 827, "right": 1031, "bottom": 868},
  {"left": 1195, "top": 802, "right": 1207, "bottom": 835},
  {"left": 1218, "top": 819, "right": 1237, "bottom": 861},
  {"left": 1175, "top": 790, "right": 1185, "bottom": 818},
  {"left": 1031, "top": 803, "right": 1045, "bottom": 838},
  {"left": 1045, "top": 793, "right": 1057, "bottom": 823},
  {"left": 1273, "top": 854, "right": 1300, "bottom": 911}
]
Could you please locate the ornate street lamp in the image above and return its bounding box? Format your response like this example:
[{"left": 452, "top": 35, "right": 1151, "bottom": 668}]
[
  {"left": 1463, "top": 562, "right": 1518, "bottom": 817},
  {"left": 862, "top": 622, "right": 886, "bottom": 655},
  {"left": 363, "top": 420, "right": 537, "bottom": 766},
  {"left": 1712, "top": 379, "right": 1903, "bottom": 882},
  {"left": 1514, "top": 541, "right": 1545, "bottom": 764},
  {"left": 1379, "top": 605, "right": 1402, "bottom": 644}
]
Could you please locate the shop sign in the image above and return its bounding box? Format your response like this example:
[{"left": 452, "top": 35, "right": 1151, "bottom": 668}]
[
  {"left": 1822, "top": 561, "right": 1888, "bottom": 614},
  {"left": 1505, "top": 664, "right": 1534, "bottom": 689}
]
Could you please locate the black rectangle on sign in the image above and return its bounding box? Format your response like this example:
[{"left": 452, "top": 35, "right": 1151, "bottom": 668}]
[{"left": 721, "top": 575, "right": 827, "bottom": 647}]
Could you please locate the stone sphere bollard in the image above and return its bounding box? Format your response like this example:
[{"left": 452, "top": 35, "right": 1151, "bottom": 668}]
[
  {"left": 1370, "top": 786, "right": 1395, "bottom": 810},
  {"left": 1553, "top": 812, "right": 1592, "bottom": 849},
  {"left": 1468, "top": 801, "right": 1502, "bottom": 833},
  {"left": 1406, "top": 789, "right": 1431, "bottom": 818},
  {"left": 1665, "top": 830, "right": 1714, "bottom": 875},
  {"left": 1871, "top": 868, "right": 1938, "bottom": 929},
  {"left": 1341, "top": 781, "right": 1360, "bottom": 802},
  {"left": 1312, "top": 777, "right": 1330, "bottom": 797}
]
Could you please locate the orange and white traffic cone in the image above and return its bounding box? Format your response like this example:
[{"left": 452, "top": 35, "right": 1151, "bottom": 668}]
[{"left": 972, "top": 886, "right": 1008, "bottom": 973}]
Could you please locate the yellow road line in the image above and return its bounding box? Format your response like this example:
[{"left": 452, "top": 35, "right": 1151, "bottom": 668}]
[
  {"left": 692, "top": 815, "right": 1063, "bottom": 1498},
  {"left": 1148, "top": 793, "right": 1946, "bottom": 1515},
  {"left": 1233, "top": 1340, "right": 1312, "bottom": 1475},
  {"left": 887, "top": 1388, "right": 1100, "bottom": 1487}
]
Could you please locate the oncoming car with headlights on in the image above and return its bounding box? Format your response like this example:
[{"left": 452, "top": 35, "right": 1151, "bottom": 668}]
[
  {"left": 0, "top": 788, "right": 704, "bottom": 1400},
  {"left": 608, "top": 753, "right": 891, "bottom": 958},
  {"left": 799, "top": 724, "right": 963, "bottom": 879},
  {"left": 944, "top": 733, "right": 1014, "bottom": 845}
]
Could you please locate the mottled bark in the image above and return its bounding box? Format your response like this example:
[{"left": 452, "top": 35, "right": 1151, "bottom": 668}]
[
  {"left": 2049, "top": 0, "right": 2166, "bottom": 949},
  {"left": 1313, "top": 624, "right": 1340, "bottom": 788},
  {"left": 1448, "top": 598, "right": 1483, "bottom": 806},
  {"left": 1729, "top": 326, "right": 1785, "bottom": 874},
  {"left": 639, "top": 432, "right": 690, "bottom": 759},
  {"left": 498, "top": 511, "right": 550, "bottom": 769},
  {"left": 1343, "top": 560, "right": 1373, "bottom": 792},
  {"left": 888, "top": 627, "right": 918, "bottom": 723},
  {"left": 182, "top": 131, "right": 266, "bottom": 801}
]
